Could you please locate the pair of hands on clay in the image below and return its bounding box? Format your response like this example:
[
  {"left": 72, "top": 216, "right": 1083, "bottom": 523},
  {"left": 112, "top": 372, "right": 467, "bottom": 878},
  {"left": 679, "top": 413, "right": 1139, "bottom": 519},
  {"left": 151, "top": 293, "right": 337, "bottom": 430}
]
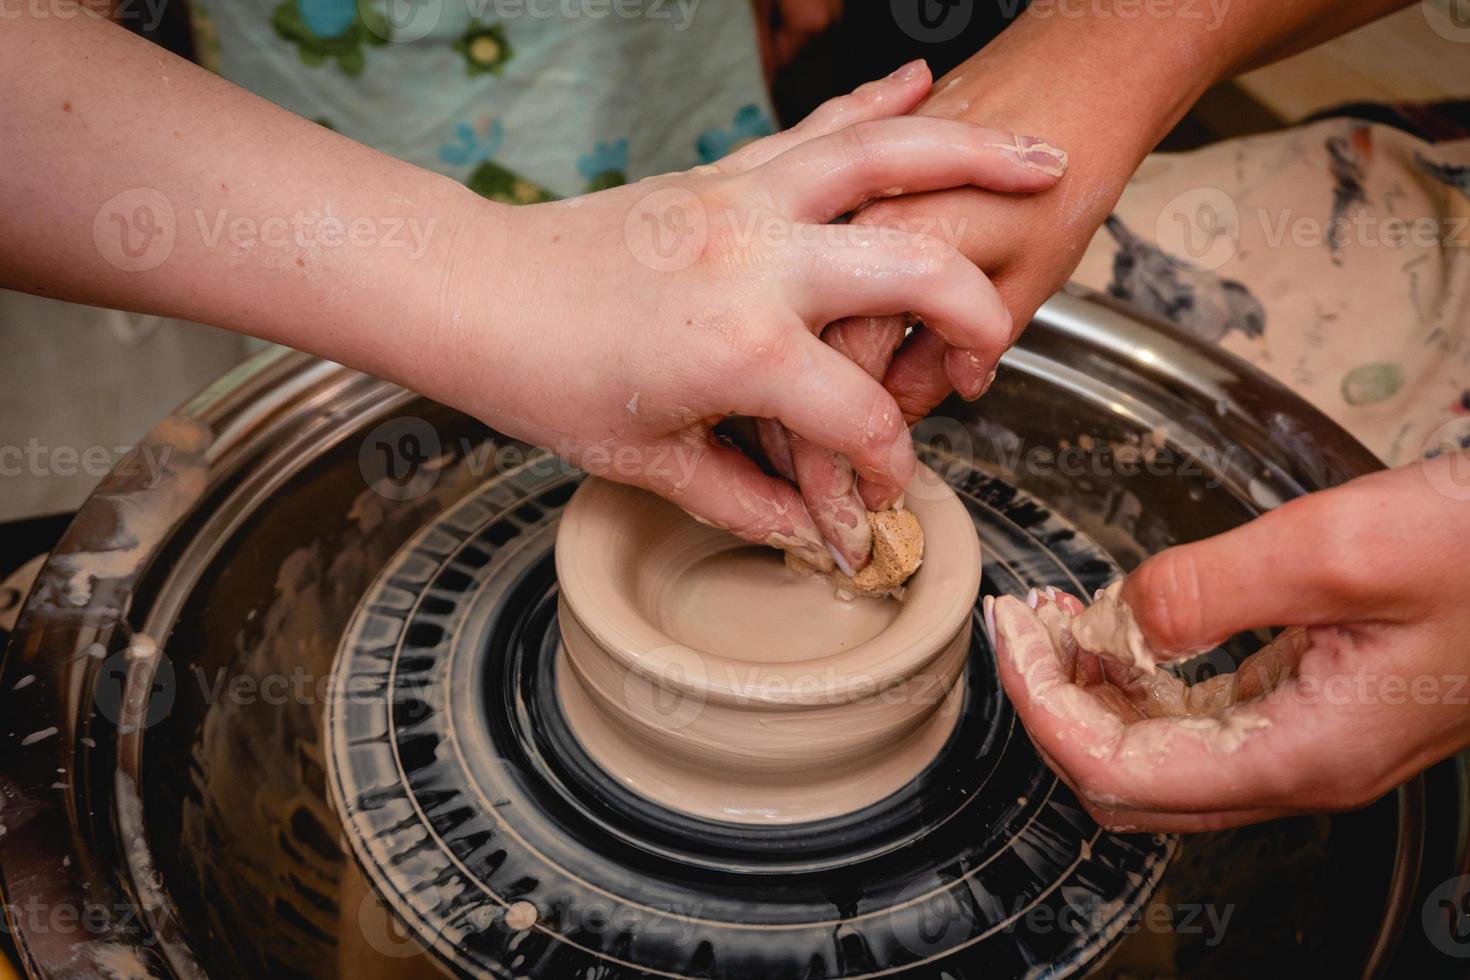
[
  {"left": 987, "top": 458, "right": 1470, "bottom": 832},
  {"left": 450, "top": 61, "right": 1069, "bottom": 573}
]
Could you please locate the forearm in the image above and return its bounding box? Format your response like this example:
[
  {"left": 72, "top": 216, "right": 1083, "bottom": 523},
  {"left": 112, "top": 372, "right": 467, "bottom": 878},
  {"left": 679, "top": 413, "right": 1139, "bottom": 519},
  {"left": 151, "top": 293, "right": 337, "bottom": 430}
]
[
  {"left": 0, "top": 8, "right": 506, "bottom": 402},
  {"left": 922, "top": 0, "right": 1415, "bottom": 180}
]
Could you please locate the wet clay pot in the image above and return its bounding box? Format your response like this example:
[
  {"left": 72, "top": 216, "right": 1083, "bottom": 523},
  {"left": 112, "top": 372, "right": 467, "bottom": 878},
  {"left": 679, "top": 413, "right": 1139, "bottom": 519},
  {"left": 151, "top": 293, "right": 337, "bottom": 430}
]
[{"left": 554, "top": 471, "right": 981, "bottom": 824}]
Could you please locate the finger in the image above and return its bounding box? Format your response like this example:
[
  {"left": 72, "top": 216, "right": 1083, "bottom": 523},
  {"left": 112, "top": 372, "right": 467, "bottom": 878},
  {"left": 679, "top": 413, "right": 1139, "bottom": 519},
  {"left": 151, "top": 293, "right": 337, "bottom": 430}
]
[
  {"left": 1120, "top": 483, "right": 1389, "bottom": 657},
  {"left": 788, "top": 432, "right": 871, "bottom": 574},
  {"left": 880, "top": 325, "right": 952, "bottom": 423},
  {"left": 740, "top": 331, "right": 917, "bottom": 490},
  {"left": 785, "top": 226, "right": 1012, "bottom": 394},
  {"left": 642, "top": 429, "right": 835, "bottom": 572},
  {"left": 990, "top": 593, "right": 1324, "bottom": 814},
  {"left": 718, "top": 60, "right": 932, "bottom": 174},
  {"left": 856, "top": 325, "right": 949, "bottom": 508},
  {"left": 756, "top": 418, "right": 796, "bottom": 481},
  {"left": 823, "top": 314, "right": 908, "bottom": 377},
  {"left": 757, "top": 117, "right": 1067, "bottom": 225},
  {"left": 810, "top": 314, "right": 908, "bottom": 515}
]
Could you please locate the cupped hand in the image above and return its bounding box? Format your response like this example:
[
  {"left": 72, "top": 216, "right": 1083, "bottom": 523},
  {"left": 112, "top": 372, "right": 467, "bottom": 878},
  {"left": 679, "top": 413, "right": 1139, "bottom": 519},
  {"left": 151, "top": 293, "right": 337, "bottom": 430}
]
[
  {"left": 444, "top": 62, "right": 1067, "bottom": 572},
  {"left": 984, "top": 456, "right": 1470, "bottom": 832}
]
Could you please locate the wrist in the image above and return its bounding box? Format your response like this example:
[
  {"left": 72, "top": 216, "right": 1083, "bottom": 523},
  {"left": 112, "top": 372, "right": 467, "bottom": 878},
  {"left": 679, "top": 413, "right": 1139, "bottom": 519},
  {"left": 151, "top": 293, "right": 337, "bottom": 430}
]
[
  {"left": 409, "top": 183, "right": 536, "bottom": 418},
  {"left": 924, "top": 10, "right": 1224, "bottom": 187}
]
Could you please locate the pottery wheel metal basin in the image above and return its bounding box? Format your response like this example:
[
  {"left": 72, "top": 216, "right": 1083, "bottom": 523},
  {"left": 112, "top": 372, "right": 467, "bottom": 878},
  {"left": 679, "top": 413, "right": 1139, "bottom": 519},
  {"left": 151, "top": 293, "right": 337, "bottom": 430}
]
[{"left": 2, "top": 291, "right": 1465, "bottom": 979}]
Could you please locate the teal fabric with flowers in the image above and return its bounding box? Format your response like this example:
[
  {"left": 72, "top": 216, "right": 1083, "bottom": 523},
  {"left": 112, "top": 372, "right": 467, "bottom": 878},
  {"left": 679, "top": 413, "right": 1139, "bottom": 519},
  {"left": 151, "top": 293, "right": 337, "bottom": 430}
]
[{"left": 189, "top": 0, "right": 775, "bottom": 202}]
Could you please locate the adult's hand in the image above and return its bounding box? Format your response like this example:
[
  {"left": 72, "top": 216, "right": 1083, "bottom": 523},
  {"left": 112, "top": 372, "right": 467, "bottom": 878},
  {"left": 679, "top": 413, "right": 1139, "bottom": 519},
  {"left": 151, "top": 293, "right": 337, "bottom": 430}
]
[
  {"left": 0, "top": 23, "right": 1066, "bottom": 574},
  {"left": 766, "top": 0, "right": 1418, "bottom": 532},
  {"left": 986, "top": 455, "right": 1470, "bottom": 832},
  {"left": 455, "top": 62, "right": 1067, "bottom": 570}
]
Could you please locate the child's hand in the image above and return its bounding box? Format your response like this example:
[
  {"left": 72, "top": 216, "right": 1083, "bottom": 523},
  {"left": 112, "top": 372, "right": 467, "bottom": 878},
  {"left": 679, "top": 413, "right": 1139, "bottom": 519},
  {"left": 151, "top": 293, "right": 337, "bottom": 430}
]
[
  {"left": 445, "top": 62, "right": 1067, "bottom": 570},
  {"left": 987, "top": 455, "right": 1470, "bottom": 831}
]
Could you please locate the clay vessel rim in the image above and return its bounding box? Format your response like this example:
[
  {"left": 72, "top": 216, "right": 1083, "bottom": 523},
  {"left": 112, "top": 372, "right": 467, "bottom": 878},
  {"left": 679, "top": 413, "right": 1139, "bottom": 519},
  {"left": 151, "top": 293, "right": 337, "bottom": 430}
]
[{"left": 555, "top": 472, "right": 981, "bottom": 707}]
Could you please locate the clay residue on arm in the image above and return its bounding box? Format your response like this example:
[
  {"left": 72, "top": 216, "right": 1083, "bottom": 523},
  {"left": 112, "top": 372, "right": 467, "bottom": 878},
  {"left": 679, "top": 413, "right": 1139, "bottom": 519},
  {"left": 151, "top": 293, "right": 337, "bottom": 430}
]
[{"left": 786, "top": 508, "right": 924, "bottom": 600}]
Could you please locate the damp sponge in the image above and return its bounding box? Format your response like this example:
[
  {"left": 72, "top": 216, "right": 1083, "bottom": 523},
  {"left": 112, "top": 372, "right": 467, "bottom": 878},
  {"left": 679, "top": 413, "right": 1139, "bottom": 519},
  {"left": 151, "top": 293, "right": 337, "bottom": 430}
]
[{"left": 788, "top": 508, "right": 925, "bottom": 600}]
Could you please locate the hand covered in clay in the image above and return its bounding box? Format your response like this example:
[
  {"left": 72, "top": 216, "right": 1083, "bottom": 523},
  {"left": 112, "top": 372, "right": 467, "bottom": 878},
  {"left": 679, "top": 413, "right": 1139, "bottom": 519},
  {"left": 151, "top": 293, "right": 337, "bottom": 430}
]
[
  {"left": 985, "top": 456, "right": 1470, "bottom": 832},
  {"left": 450, "top": 62, "right": 1067, "bottom": 572},
  {"left": 758, "top": 59, "right": 1090, "bottom": 569}
]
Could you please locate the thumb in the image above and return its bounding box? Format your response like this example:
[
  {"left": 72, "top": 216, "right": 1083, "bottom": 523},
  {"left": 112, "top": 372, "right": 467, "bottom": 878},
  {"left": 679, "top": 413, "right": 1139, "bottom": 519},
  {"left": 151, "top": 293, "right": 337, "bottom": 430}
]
[
  {"left": 640, "top": 432, "right": 837, "bottom": 574},
  {"left": 1121, "top": 488, "right": 1375, "bottom": 656}
]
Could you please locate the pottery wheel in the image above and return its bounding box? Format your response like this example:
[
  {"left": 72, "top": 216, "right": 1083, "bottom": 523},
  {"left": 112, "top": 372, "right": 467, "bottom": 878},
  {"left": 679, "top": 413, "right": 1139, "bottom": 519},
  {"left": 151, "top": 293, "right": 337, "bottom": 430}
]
[
  {"left": 326, "top": 449, "right": 1172, "bottom": 978},
  {"left": 11, "top": 293, "right": 1446, "bottom": 980}
]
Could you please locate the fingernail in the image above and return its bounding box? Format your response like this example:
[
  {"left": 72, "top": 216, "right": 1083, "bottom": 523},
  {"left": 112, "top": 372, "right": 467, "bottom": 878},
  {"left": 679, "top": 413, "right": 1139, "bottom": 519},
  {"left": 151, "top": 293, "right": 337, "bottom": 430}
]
[
  {"left": 1026, "top": 587, "right": 1041, "bottom": 610},
  {"left": 826, "top": 540, "right": 857, "bottom": 578},
  {"left": 1018, "top": 136, "right": 1068, "bottom": 176},
  {"left": 954, "top": 350, "right": 988, "bottom": 400},
  {"left": 982, "top": 595, "right": 997, "bottom": 647},
  {"left": 888, "top": 59, "right": 927, "bottom": 82}
]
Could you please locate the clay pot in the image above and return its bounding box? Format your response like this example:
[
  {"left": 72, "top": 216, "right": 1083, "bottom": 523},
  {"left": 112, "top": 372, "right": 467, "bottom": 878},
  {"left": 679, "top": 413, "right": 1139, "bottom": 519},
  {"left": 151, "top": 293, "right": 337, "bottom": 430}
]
[{"left": 555, "top": 470, "right": 981, "bottom": 824}]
